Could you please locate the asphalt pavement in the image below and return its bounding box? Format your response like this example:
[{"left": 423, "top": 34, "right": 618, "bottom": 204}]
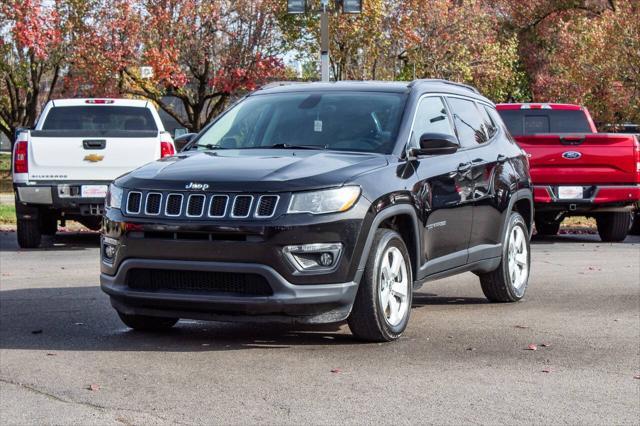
[{"left": 0, "top": 231, "right": 638, "bottom": 425}]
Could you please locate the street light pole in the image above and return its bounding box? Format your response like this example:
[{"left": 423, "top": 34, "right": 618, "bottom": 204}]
[{"left": 320, "top": 0, "right": 330, "bottom": 82}]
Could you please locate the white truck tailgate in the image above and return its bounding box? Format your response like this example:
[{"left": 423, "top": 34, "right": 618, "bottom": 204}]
[{"left": 28, "top": 131, "right": 160, "bottom": 181}]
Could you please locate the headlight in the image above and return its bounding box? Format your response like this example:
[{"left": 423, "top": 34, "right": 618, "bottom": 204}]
[
  {"left": 106, "top": 184, "right": 123, "bottom": 210},
  {"left": 288, "top": 186, "right": 361, "bottom": 215}
]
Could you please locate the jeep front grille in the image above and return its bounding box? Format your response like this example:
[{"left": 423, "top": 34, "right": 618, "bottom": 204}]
[{"left": 123, "top": 190, "right": 280, "bottom": 220}]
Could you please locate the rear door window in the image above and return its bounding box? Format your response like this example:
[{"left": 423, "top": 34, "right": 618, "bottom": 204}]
[
  {"left": 42, "top": 106, "right": 158, "bottom": 131},
  {"left": 447, "top": 97, "right": 487, "bottom": 147}
]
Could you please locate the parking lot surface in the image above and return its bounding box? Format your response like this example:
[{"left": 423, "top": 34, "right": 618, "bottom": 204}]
[{"left": 1, "top": 231, "right": 638, "bottom": 425}]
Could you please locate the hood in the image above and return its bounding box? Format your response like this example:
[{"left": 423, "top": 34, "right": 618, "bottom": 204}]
[{"left": 116, "top": 149, "right": 389, "bottom": 192}]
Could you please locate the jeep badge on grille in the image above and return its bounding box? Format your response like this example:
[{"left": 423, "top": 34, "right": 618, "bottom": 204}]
[{"left": 185, "top": 182, "right": 210, "bottom": 190}]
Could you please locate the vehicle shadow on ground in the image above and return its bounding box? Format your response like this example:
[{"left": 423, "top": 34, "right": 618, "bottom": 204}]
[
  {"left": 531, "top": 233, "right": 640, "bottom": 245},
  {"left": 0, "top": 231, "right": 100, "bottom": 252},
  {"left": 0, "top": 286, "right": 487, "bottom": 352}
]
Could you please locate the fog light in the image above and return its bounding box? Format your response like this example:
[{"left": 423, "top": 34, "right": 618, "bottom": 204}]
[
  {"left": 283, "top": 243, "right": 343, "bottom": 272},
  {"left": 104, "top": 244, "right": 116, "bottom": 259},
  {"left": 319, "top": 252, "right": 333, "bottom": 267}
]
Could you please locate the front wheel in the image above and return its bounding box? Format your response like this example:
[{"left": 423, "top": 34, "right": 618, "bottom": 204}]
[
  {"left": 117, "top": 311, "right": 178, "bottom": 331},
  {"left": 596, "top": 212, "right": 631, "bottom": 242},
  {"left": 348, "top": 229, "right": 413, "bottom": 342},
  {"left": 479, "top": 212, "right": 530, "bottom": 302}
]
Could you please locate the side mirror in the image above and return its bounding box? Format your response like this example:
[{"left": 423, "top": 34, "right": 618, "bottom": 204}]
[
  {"left": 174, "top": 133, "right": 196, "bottom": 152},
  {"left": 409, "top": 133, "right": 459, "bottom": 157}
]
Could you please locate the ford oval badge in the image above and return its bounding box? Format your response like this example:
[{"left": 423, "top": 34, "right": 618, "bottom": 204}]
[{"left": 562, "top": 151, "right": 582, "bottom": 160}]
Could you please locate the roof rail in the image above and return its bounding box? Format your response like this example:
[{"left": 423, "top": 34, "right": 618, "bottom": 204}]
[
  {"left": 408, "top": 79, "right": 480, "bottom": 94},
  {"left": 258, "top": 81, "right": 305, "bottom": 90}
]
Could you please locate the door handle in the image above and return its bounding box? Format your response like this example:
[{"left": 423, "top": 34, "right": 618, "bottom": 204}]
[
  {"left": 83, "top": 139, "right": 106, "bottom": 150},
  {"left": 457, "top": 162, "right": 471, "bottom": 173}
]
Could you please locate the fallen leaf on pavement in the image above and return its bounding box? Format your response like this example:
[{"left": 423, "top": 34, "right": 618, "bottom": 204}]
[
  {"left": 514, "top": 325, "right": 529, "bottom": 329},
  {"left": 31, "top": 329, "right": 43, "bottom": 334},
  {"left": 540, "top": 343, "right": 552, "bottom": 347},
  {"left": 634, "top": 375, "right": 640, "bottom": 380},
  {"left": 466, "top": 347, "right": 476, "bottom": 351},
  {"left": 87, "top": 384, "right": 100, "bottom": 391},
  {"left": 541, "top": 368, "right": 552, "bottom": 373},
  {"left": 330, "top": 368, "right": 341, "bottom": 373},
  {"left": 74, "top": 322, "right": 84, "bottom": 326},
  {"left": 46, "top": 353, "right": 56, "bottom": 356},
  {"left": 526, "top": 344, "right": 538, "bottom": 351}
]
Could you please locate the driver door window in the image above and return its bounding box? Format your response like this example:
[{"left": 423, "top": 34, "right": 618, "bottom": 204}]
[{"left": 412, "top": 97, "right": 457, "bottom": 146}]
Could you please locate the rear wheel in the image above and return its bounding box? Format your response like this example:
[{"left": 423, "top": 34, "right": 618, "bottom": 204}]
[
  {"left": 348, "top": 229, "right": 412, "bottom": 342},
  {"left": 16, "top": 219, "right": 42, "bottom": 248},
  {"left": 596, "top": 212, "right": 631, "bottom": 242},
  {"left": 479, "top": 212, "right": 530, "bottom": 302},
  {"left": 534, "top": 215, "right": 560, "bottom": 236},
  {"left": 117, "top": 312, "right": 178, "bottom": 331}
]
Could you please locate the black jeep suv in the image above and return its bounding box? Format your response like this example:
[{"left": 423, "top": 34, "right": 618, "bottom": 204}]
[{"left": 101, "top": 80, "right": 533, "bottom": 342}]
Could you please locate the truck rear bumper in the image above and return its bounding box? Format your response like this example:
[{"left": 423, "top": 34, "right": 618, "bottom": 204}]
[
  {"left": 534, "top": 184, "right": 640, "bottom": 212},
  {"left": 14, "top": 182, "right": 109, "bottom": 216}
]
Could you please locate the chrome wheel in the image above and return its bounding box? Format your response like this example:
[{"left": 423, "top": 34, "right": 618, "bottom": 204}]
[
  {"left": 378, "top": 246, "right": 409, "bottom": 327},
  {"left": 507, "top": 225, "right": 529, "bottom": 295}
]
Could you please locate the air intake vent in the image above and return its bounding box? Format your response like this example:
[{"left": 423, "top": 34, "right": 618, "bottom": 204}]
[
  {"left": 165, "top": 194, "right": 183, "bottom": 216},
  {"left": 126, "top": 192, "right": 142, "bottom": 214},
  {"left": 256, "top": 195, "right": 279, "bottom": 218},
  {"left": 145, "top": 193, "right": 162, "bottom": 215},
  {"left": 126, "top": 269, "right": 273, "bottom": 296},
  {"left": 186, "top": 194, "right": 206, "bottom": 217},
  {"left": 232, "top": 195, "right": 253, "bottom": 218},
  {"left": 209, "top": 195, "right": 228, "bottom": 217}
]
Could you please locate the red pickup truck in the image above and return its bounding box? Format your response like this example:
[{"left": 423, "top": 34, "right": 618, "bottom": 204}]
[{"left": 496, "top": 103, "right": 640, "bottom": 242}]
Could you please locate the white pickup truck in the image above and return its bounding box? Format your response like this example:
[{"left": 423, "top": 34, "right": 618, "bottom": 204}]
[{"left": 12, "top": 98, "right": 175, "bottom": 248}]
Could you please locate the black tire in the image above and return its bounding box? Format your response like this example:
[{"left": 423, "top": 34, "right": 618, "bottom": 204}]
[
  {"left": 534, "top": 216, "right": 560, "bottom": 236},
  {"left": 40, "top": 212, "right": 58, "bottom": 236},
  {"left": 479, "top": 212, "right": 530, "bottom": 302},
  {"left": 626, "top": 212, "right": 640, "bottom": 236},
  {"left": 348, "top": 229, "right": 413, "bottom": 342},
  {"left": 596, "top": 212, "right": 631, "bottom": 242},
  {"left": 117, "top": 311, "right": 178, "bottom": 331},
  {"left": 16, "top": 219, "right": 42, "bottom": 248}
]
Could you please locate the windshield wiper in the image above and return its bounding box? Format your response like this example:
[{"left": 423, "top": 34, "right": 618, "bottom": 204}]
[
  {"left": 267, "top": 143, "right": 327, "bottom": 150},
  {"left": 196, "top": 144, "right": 226, "bottom": 150}
]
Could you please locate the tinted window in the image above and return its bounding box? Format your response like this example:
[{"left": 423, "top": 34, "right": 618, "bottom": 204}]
[
  {"left": 447, "top": 97, "right": 487, "bottom": 147},
  {"left": 195, "top": 92, "right": 406, "bottom": 154},
  {"left": 497, "top": 110, "right": 593, "bottom": 135},
  {"left": 412, "top": 97, "right": 456, "bottom": 145},
  {"left": 42, "top": 106, "right": 157, "bottom": 131},
  {"left": 479, "top": 105, "right": 497, "bottom": 139}
]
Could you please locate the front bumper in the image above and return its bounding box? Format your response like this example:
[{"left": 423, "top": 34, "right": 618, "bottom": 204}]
[
  {"left": 100, "top": 202, "right": 372, "bottom": 323},
  {"left": 534, "top": 184, "right": 640, "bottom": 213},
  {"left": 101, "top": 259, "right": 359, "bottom": 324}
]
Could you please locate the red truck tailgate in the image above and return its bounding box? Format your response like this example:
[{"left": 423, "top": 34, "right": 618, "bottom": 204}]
[{"left": 515, "top": 133, "right": 640, "bottom": 185}]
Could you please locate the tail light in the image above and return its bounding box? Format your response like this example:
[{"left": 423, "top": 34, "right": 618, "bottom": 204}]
[
  {"left": 14, "top": 139, "right": 28, "bottom": 174},
  {"left": 160, "top": 140, "right": 175, "bottom": 158}
]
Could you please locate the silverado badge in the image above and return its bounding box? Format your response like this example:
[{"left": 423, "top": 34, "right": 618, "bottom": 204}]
[{"left": 84, "top": 154, "right": 104, "bottom": 162}]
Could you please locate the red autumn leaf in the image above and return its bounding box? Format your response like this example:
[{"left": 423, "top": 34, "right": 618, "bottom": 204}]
[
  {"left": 87, "top": 384, "right": 100, "bottom": 391},
  {"left": 527, "top": 344, "right": 538, "bottom": 351}
]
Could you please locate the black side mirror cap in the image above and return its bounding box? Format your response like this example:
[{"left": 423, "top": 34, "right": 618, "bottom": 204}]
[
  {"left": 409, "top": 133, "right": 459, "bottom": 157},
  {"left": 174, "top": 133, "right": 197, "bottom": 152}
]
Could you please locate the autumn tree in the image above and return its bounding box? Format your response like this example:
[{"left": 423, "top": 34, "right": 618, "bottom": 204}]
[
  {"left": 71, "top": 0, "right": 286, "bottom": 132},
  {"left": 0, "top": 0, "right": 90, "bottom": 142}
]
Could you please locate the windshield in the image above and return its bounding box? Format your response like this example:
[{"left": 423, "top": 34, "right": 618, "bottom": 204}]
[{"left": 193, "top": 91, "right": 406, "bottom": 153}]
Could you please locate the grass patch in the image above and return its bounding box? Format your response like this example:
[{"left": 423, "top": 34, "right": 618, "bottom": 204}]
[
  {"left": 0, "top": 204, "right": 16, "bottom": 224},
  {"left": 0, "top": 152, "right": 10, "bottom": 173}
]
